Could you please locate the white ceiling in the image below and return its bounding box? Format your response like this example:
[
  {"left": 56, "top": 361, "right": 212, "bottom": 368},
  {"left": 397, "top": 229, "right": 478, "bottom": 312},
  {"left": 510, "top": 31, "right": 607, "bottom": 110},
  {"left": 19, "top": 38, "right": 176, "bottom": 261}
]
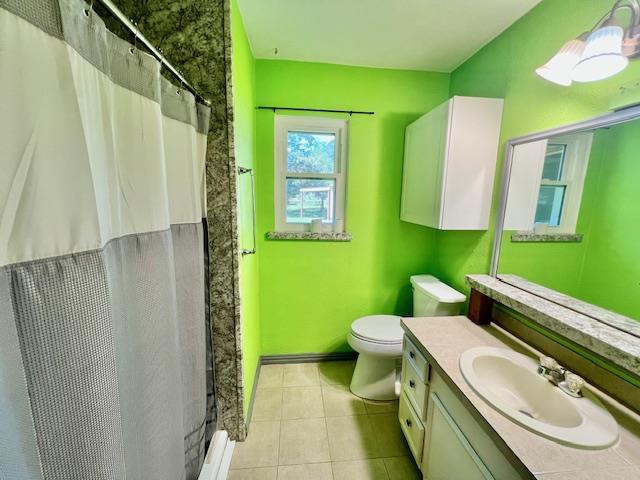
[{"left": 237, "top": 0, "right": 542, "bottom": 72}]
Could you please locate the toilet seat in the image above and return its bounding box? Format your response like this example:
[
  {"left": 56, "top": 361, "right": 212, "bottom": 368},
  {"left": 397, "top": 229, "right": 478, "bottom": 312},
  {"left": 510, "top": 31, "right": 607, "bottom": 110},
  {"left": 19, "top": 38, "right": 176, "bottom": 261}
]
[{"left": 350, "top": 315, "right": 403, "bottom": 345}]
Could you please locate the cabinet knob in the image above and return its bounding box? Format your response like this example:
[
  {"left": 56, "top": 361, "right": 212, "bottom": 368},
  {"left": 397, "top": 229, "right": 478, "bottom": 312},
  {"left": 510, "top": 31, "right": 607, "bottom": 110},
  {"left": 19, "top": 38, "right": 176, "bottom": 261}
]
[
  {"left": 405, "top": 418, "right": 412, "bottom": 428},
  {"left": 409, "top": 380, "right": 415, "bottom": 389},
  {"left": 409, "top": 351, "right": 415, "bottom": 359}
]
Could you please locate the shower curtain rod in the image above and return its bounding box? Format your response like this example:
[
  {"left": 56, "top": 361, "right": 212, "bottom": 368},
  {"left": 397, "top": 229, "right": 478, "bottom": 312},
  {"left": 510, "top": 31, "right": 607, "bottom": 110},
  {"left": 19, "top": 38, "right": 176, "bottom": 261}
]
[
  {"left": 93, "top": 0, "right": 210, "bottom": 105},
  {"left": 257, "top": 106, "right": 375, "bottom": 115}
]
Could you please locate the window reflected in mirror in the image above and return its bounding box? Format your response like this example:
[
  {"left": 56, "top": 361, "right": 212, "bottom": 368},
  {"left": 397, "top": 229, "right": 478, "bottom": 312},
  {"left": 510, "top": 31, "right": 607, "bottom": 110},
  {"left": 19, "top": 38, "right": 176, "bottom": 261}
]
[{"left": 499, "top": 120, "right": 640, "bottom": 329}]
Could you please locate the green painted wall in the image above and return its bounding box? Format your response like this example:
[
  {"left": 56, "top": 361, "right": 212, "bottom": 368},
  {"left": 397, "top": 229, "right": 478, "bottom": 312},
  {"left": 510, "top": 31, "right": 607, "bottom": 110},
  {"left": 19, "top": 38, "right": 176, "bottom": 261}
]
[
  {"left": 434, "top": 0, "right": 640, "bottom": 296},
  {"left": 233, "top": 0, "right": 640, "bottom": 379},
  {"left": 231, "top": 0, "right": 260, "bottom": 414},
  {"left": 573, "top": 123, "right": 640, "bottom": 319},
  {"left": 255, "top": 60, "right": 450, "bottom": 354}
]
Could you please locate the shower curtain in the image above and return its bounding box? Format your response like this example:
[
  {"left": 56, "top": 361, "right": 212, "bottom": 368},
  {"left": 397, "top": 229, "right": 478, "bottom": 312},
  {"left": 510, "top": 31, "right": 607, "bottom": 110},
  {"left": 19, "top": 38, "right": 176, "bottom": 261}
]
[{"left": 1, "top": 1, "right": 212, "bottom": 479}]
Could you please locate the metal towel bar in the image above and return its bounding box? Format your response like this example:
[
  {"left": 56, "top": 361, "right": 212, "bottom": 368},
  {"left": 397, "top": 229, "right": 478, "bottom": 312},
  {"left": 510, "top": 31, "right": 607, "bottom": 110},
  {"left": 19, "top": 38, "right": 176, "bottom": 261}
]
[{"left": 238, "top": 166, "right": 256, "bottom": 256}]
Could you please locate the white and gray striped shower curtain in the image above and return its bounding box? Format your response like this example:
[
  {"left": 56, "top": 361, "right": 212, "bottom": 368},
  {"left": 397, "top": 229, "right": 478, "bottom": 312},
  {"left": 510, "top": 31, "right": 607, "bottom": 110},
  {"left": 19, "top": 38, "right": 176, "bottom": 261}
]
[{"left": 1, "top": 1, "right": 211, "bottom": 479}]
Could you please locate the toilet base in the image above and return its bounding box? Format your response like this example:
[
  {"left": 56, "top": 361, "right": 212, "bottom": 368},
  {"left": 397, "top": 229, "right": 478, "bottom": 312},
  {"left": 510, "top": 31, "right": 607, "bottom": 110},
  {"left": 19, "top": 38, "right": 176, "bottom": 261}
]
[{"left": 350, "top": 353, "right": 400, "bottom": 401}]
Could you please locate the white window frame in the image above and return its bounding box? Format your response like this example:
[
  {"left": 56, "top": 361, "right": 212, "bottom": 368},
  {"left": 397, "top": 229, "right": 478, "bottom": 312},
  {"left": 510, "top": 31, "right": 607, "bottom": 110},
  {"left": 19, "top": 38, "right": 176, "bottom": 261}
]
[
  {"left": 274, "top": 115, "right": 348, "bottom": 232},
  {"left": 535, "top": 133, "right": 592, "bottom": 233},
  {"left": 504, "top": 133, "right": 592, "bottom": 233}
]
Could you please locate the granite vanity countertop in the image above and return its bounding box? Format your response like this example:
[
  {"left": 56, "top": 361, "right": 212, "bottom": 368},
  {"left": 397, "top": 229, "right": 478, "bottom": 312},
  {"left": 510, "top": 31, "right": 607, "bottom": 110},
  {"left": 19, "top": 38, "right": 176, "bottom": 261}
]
[{"left": 401, "top": 316, "right": 640, "bottom": 480}]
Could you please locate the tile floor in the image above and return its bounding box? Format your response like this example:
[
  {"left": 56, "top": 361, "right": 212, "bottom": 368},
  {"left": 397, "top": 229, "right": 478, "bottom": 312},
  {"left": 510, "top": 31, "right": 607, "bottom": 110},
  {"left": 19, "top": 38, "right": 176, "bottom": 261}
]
[{"left": 229, "top": 361, "right": 422, "bottom": 480}]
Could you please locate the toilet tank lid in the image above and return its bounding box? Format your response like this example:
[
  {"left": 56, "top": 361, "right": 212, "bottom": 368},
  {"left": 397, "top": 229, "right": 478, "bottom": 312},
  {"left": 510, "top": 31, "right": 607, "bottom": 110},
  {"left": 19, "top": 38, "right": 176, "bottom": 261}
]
[{"left": 410, "top": 275, "right": 466, "bottom": 303}]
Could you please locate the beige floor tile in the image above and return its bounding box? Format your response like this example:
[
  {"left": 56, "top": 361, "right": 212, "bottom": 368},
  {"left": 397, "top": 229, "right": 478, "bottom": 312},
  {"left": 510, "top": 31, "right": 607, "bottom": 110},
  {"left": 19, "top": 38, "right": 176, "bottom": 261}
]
[
  {"left": 322, "top": 384, "right": 367, "bottom": 417},
  {"left": 282, "top": 386, "right": 324, "bottom": 419},
  {"left": 258, "top": 365, "right": 284, "bottom": 389},
  {"left": 369, "top": 414, "right": 411, "bottom": 457},
  {"left": 318, "top": 360, "right": 356, "bottom": 385},
  {"left": 277, "top": 462, "right": 333, "bottom": 480},
  {"left": 279, "top": 418, "right": 331, "bottom": 465},
  {"left": 383, "top": 456, "right": 421, "bottom": 480},
  {"left": 230, "top": 421, "right": 280, "bottom": 469},
  {"left": 332, "top": 459, "right": 389, "bottom": 480},
  {"left": 326, "top": 415, "right": 379, "bottom": 461},
  {"left": 283, "top": 363, "right": 320, "bottom": 387},
  {"left": 228, "top": 467, "right": 277, "bottom": 480},
  {"left": 251, "top": 388, "right": 282, "bottom": 421},
  {"left": 363, "top": 399, "right": 398, "bottom": 415}
]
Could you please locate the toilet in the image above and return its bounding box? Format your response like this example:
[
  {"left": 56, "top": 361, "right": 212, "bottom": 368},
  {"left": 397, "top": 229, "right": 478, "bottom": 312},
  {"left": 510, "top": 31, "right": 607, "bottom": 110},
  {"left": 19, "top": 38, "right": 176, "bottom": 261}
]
[{"left": 348, "top": 275, "right": 466, "bottom": 400}]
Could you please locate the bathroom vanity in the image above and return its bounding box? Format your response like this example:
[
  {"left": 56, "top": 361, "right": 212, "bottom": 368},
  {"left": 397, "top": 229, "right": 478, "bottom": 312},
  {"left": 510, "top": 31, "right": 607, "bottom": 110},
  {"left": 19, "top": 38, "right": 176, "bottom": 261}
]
[{"left": 398, "top": 316, "right": 640, "bottom": 479}]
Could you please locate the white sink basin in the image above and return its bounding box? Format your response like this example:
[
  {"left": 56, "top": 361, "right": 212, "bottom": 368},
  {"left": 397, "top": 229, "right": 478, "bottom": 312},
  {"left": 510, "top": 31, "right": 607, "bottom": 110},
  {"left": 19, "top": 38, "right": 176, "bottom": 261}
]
[{"left": 459, "top": 347, "right": 619, "bottom": 449}]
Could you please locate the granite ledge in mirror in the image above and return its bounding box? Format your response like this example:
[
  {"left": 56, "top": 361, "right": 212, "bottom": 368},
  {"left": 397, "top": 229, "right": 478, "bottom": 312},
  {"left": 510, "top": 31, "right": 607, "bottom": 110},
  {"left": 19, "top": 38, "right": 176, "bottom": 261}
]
[
  {"left": 510, "top": 232, "right": 583, "bottom": 243},
  {"left": 266, "top": 231, "right": 352, "bottom": 242},
  {"left": 466, "top": 274, "right": 640, "bottom": 377},
  {"left": 499, "top": 274, "right": 640, "bottom": 340}
]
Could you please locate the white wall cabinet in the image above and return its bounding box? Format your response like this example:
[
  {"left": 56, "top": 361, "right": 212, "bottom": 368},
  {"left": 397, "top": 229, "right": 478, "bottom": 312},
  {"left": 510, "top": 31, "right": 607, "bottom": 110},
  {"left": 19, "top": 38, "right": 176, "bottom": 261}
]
[
  {"left": 401, "top": 96, "right": 504, "bottom": 230},
  {"left": 399, "top": 336, "right": 526, "bottom": 480}
]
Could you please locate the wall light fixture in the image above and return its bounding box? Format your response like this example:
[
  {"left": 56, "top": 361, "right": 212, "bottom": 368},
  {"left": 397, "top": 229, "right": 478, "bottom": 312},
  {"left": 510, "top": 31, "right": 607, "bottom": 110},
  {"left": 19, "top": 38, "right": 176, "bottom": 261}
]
[{"left": 536, "top": 0, "right": 640, "bottom": 85}]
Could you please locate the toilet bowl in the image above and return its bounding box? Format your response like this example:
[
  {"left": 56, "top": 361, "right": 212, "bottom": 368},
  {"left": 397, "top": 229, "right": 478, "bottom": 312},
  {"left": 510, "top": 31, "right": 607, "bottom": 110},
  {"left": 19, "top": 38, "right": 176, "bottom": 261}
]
[
  {"left": 348, "top": 275, "right": 466, "bottom": 401},
  {"left": 348, "top": 315, "right": 404, "bottom": 400}
]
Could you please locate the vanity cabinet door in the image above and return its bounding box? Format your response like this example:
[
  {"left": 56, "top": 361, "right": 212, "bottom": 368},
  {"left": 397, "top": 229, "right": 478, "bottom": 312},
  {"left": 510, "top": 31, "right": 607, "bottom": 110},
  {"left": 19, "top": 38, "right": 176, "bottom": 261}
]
[
  {"left": 399, "top": 392, "right": 425, "bottom": 464},
  {"left": 401, "top": 356, "right": 428, "bottom": 417},
  {"left": 403, "top": 337, "right": 429, "bottom": 382},
  {"left": 423, "top": 393, "right": 494, "bottom": 480}
]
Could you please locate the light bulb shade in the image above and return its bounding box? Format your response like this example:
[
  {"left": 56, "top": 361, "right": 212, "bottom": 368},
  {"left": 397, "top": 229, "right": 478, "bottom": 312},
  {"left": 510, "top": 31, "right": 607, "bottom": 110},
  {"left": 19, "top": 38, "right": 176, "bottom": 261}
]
[
  {"left": 536, "top": 38, "right": 586, "bottom": 86},
  {"left": 572, "top": 25, "right": 629, "bottom": 82}
]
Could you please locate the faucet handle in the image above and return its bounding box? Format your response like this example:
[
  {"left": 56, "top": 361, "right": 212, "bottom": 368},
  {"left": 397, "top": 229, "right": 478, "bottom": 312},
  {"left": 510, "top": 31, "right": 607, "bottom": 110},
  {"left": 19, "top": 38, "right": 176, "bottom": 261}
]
[
  {"left": 564, "top": 372, "right": 585, "bottom": 395},
  {"left": 540, "top": 356, "right": 561, "bottom": 371}
]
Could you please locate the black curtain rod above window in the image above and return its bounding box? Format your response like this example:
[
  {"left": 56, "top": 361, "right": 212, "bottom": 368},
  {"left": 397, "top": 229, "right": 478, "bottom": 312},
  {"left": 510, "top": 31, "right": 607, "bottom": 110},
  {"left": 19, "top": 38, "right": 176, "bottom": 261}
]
[{"left": 256, "top": 106, "right": 374, "bottom": 116}]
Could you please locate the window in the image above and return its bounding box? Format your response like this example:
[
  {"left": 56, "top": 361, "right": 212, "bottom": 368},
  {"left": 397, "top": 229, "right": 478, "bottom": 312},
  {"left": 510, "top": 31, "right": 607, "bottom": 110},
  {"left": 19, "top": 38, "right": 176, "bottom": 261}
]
[
  {"left": 274, "top": 116, "right": 348, "bottom": 232},
  {"left": 534, "top": 144, "right": 568, "bottom": 227},
  {"left": 533, "top": 134, "right": 592, "bottom": 233}
]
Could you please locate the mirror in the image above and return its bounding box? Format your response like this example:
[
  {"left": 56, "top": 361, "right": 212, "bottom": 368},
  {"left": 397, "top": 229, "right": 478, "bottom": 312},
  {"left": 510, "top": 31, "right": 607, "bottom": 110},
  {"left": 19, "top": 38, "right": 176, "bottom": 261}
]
[{"left": 495, "top": 115, "right": 640, "bottom": 334}]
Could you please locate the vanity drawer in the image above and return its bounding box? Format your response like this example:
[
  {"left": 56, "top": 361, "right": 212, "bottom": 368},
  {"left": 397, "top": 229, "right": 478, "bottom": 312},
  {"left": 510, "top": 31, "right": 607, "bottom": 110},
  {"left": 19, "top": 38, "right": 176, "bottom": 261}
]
[
  {"left": 399, "top": 391, "right": 425, "bottom": 465},
  {"left": 401, "top": 356, "right": 428, "bottom": 418},
  {"left": 403, "top": 336, "right": 429, "bottom": 383}
]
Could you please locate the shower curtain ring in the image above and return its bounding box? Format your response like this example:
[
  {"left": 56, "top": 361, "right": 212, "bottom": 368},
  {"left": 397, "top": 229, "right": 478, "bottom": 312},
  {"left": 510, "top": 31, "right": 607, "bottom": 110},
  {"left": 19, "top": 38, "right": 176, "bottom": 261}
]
[
  {"left": 130, "top": 22, "right": 138, "bottom": 55},
  {"left": 177, "top": 75, "right": 184, "bottom": 95},
  {"left": 84, "top": 0, "right": 94, "bottom": 17}
]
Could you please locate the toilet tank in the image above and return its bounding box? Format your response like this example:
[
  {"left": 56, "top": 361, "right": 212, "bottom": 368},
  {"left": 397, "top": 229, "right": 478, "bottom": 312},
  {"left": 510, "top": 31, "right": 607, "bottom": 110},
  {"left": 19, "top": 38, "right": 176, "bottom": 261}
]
[{"left": 410, "top": 275, "right": 466, "bottom": 316}]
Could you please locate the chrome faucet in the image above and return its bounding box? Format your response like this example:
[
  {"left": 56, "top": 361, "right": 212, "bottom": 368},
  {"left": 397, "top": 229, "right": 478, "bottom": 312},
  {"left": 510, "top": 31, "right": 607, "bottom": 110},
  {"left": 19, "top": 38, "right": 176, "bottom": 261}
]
[{"left": 537, "top": 356, "right": 585, "bottom": 398}]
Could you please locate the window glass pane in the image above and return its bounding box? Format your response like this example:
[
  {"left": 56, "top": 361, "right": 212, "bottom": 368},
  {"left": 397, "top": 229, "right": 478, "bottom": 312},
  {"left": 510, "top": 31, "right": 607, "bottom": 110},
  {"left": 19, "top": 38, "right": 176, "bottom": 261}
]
[
  {"left": 286, "top": 178, "right": 336, "bottom": 223},
  {"left": 534, "top": 185, "right": 566, "bottom": 227},
  {"left": 542, "top": 144, "right": 566, "bottom": 181},
  {"left": 287, "top": 131, "right": 336, "bottom": 174}
]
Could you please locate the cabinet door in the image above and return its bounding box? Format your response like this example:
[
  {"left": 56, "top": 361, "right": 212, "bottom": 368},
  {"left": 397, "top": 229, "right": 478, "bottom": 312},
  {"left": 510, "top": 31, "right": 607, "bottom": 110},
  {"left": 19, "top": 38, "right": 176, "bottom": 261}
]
[
  {"left": 423, "top": 393, "right": 494, "bottom": 480},
  {"left": 440, "top": 96, "right": 503, "bottom": 230},
  {"left": 400, "top": 101, "right": 450, "bottom": 228}
]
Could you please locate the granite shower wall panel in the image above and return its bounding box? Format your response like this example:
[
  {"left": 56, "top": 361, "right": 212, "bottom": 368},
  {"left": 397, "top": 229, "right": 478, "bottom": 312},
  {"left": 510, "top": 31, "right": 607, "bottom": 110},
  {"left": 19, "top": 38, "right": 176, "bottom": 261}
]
[{"left": 106, "top": 0, "right": 245, "bottom": 440}]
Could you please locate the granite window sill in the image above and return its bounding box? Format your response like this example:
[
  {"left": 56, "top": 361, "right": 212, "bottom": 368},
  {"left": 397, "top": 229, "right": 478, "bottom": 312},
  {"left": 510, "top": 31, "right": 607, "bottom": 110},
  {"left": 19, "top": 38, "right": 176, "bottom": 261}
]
[
  {"left": 266, "top": 231, "right": 352, "bottom": 242},
  {"left": 511, "top": 232, "right": 583, "bottom": 243}
]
